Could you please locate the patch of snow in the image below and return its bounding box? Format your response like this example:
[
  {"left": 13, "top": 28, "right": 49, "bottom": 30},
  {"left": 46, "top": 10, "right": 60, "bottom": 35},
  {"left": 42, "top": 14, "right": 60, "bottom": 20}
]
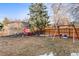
[
  {"left": 71, "top": 53, "right": 79, "bottom": 56},
  {"left": 39, "top": 52, "right": 54, "bottom": 56}
]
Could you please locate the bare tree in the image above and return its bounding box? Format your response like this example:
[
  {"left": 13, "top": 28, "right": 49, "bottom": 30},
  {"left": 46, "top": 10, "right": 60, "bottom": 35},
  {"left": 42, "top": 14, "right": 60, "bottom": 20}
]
[
  {"left": 52, "top": 3, "right": 70, "bottom": 26},
  {"left": 69, "top": 3, "right": 79, "bottom": 23},
  {"left": 3, "top": 17, "right": 10, "bottom": 26}
]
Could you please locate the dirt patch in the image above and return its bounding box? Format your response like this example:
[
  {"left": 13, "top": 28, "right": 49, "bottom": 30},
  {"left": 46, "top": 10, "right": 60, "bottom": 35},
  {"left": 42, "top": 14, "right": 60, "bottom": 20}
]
[
  {"left": 0, "top": 36, "right": 49, "bottom": 56},
  {"left": 0, "top": 36, "right": 79, "bottom": 56}
]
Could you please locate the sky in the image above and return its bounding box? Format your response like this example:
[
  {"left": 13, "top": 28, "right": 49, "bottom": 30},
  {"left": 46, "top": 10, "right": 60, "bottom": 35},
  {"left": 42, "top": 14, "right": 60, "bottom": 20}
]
[
  {"left": 0, "top": 3, "right": 52, "bottom": 22},
  {"left": 0, "top": 3, "right": 76, "bottom": 23},
  {"left": 0, "top": 3, "right": 31, "bottom": 21}
]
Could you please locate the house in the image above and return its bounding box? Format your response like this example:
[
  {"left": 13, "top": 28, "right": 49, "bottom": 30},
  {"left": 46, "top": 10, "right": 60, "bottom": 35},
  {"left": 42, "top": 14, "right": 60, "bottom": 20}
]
[{"left": 0, "top": 20, "right": 29, "bottom": 36}]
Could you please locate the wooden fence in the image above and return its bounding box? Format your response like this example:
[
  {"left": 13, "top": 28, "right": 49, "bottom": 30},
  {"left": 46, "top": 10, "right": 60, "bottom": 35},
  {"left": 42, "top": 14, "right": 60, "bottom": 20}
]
[{"left": 44, "top": 27, "right": 79, "bottom": 39}]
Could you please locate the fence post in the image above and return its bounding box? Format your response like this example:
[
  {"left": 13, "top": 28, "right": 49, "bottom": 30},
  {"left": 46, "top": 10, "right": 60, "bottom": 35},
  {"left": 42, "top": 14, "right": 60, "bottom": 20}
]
[{"left": 73, "top": 27, "right": 75, "bottom": 43}]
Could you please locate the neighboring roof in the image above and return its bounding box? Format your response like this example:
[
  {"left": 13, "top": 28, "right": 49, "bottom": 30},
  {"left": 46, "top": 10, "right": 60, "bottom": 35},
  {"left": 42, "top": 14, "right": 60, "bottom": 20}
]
[
  {"left": 8, "top": 21, "right": 29, "bottom": 25},
  {"left": 9, "top": 21, "right": 21, "bottom": 24},
  {"left": 69, "top": 22, "right": 79, "bottom": 28}
]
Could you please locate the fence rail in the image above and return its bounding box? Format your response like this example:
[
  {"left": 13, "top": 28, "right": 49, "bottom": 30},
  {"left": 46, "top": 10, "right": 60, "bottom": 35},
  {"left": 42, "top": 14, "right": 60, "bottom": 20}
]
[{"left": 44, "top": 27, "right": 79, "bottom": 39}]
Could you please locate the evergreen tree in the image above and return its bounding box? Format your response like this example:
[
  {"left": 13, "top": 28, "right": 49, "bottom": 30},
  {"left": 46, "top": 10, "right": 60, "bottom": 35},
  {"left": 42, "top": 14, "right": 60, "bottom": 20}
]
[
  {"left": 29, "top": 3, "right": 49, "bottom": 34},
  {"left": 0, "top": 23, "right": 3, "bottom": 31}
]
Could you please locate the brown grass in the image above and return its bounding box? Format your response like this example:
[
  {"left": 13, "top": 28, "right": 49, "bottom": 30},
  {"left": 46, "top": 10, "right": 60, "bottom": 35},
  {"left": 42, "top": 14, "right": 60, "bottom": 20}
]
[{"left": 0, "top": 36, "right": 79, "bottom": 56}]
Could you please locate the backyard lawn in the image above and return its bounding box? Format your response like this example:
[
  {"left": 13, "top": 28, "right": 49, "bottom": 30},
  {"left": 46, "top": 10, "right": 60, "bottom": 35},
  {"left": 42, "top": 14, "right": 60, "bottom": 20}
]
[{"left": 0, "top": 36, "right": 79, "bottom": 56}]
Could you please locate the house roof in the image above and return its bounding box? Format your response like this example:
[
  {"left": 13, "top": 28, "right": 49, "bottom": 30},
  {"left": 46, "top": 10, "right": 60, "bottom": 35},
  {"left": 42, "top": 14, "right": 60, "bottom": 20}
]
[{"left": 8, "top": 21, "right": 29, "bottom": 25}]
